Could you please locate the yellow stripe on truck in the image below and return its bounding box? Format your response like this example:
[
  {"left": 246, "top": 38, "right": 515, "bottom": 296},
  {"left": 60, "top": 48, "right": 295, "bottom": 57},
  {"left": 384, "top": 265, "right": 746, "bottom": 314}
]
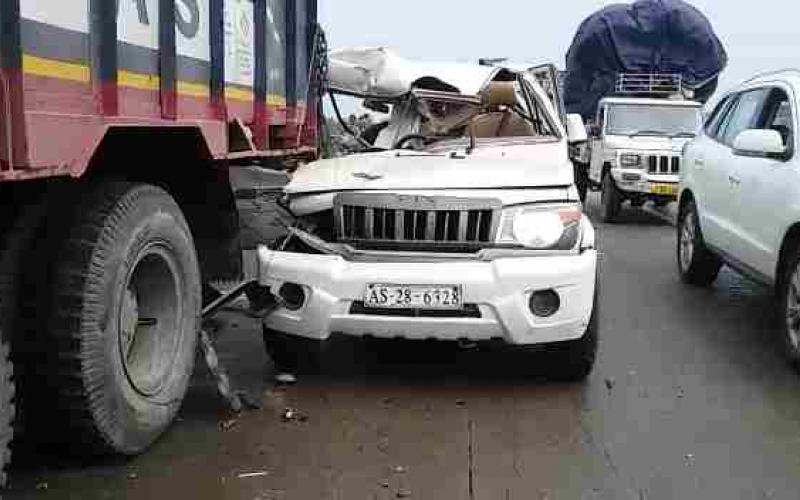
[
  {"left": 20, "top": 54, "right": 284, "bottom": 106},
  {"left": 22, "top": 54, "right": 90, "bottom": 83}
]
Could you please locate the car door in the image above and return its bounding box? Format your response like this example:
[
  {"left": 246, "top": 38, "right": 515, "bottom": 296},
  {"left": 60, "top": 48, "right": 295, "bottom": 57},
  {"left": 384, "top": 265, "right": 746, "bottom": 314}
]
[
  {"left": 702, "top": 88, "right": 771, "bottom": 255},
  {"left": 730, "top": 86, "right": 799, "bottom": 280},
  {"left": 685, "top": 93, "right": 738, "bottom": 249},
  {"left": 526, "top": 64, "right": 566, "bottom": 124}
]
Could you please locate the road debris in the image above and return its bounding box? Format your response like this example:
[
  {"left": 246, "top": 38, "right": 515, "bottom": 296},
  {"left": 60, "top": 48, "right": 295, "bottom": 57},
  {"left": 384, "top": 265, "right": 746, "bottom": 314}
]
[
  {"left": 456, "top": 399, "right": 466, "bottom": 407},
  {"left": 605, "top": 377, "right": 616, "bottom": 391},
  {"left": 393, "top": 465, "right": 407, "bottom": 474},
  {"left": 396, "top": 489, "right": 412, "bottom": 498},
  {"left": 220, "top": 418, "right": 238, "bottom": 432},
  {"left": 127, "top": 471, "right": 138, "bottom": 480},
  {"left": 237, "top": 471, "right": 270, "bottom": 479},
  {"left": 684, "top": 453, "right": 695, "bottom": 466},
  {"left": 36, "top": 482, "right": 48, "bottom": 490},
  {"left": 238, "top": 391, "right": 263, "bottom": 410},
  {"left": 275, "top": 372, "right": 297, "bottom": 385},
  {"left": 281, "top": 407, "right": 308, "bottom": 423}
]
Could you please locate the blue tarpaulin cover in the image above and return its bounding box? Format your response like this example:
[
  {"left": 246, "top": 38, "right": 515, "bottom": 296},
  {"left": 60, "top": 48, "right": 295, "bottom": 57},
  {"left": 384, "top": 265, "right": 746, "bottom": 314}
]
[{"left": 563, "top": 0, "right": 728, "bottom": 119}]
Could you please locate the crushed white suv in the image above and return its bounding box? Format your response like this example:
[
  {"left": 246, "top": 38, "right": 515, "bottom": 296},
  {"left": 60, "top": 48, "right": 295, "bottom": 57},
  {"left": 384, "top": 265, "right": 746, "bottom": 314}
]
[
  {"left": 678, "top": 70, "right": 800, "bottom": 368},
  {"left": 257, "top": 49, "right": 598, "bottom": 380}
]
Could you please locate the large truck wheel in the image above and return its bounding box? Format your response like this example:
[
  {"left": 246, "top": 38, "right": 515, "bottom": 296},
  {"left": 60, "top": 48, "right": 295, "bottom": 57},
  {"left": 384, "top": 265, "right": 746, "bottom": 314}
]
[
  {"left": 46, "top": 182, "right": 201, "bottom": 454},
  {"left": 600, "top": 173, "right": 622, "bottom": 223}
]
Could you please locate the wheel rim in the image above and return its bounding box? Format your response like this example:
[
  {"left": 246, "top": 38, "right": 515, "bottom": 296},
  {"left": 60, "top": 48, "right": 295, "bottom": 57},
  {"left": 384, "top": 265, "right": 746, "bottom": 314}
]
[
  {"left": 786, "top": 265, "right": 800, "bottom": 351},
  {"left": 679, "top": 211, "right": 695, "bottom": 272},
  {"left": 118, "top": 244, "right": 183, "bottom": 397}
]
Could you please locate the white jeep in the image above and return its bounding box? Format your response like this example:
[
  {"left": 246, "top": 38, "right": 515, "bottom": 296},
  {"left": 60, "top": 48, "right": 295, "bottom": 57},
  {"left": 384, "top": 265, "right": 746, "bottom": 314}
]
[
  {"left": 257, "top": 49, "right": 598, "bottom": 380},
  {"left": 576, "top": 75, "right": 703, "bottom": 221}
]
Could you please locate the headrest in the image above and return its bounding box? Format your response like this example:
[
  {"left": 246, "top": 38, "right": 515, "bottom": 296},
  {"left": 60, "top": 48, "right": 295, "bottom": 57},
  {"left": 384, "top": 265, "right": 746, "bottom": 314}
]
[{"left": 482, "top": 81, "right": 516, "bottom": 107}]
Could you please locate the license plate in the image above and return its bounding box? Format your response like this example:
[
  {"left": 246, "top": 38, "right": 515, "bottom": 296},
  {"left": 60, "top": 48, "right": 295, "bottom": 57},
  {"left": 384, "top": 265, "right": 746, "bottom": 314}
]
[
  {"left": 650, "top": 183, "right": 677, "bottom": 196},
  {"left": 364, "top": 284, "right": 463, "bottom": 310}
]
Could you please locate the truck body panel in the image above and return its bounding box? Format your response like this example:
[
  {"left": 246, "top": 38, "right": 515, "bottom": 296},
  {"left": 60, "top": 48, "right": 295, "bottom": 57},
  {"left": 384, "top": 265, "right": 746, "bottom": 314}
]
[{"left": 0, "top": 0, "right": 319, "bottom": 179}]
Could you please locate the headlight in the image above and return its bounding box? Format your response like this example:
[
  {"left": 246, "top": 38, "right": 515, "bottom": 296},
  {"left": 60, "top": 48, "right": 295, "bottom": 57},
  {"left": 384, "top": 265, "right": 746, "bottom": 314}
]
[
  {"left": 619, "top": 153, "right": 642, "bottom": 168},
  {"left": 496, "top": 204, "right": 582, "bottom": 250}
]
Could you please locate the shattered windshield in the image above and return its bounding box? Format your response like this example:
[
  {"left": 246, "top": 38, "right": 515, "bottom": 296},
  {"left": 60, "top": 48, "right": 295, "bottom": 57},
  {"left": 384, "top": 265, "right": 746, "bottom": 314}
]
[{"left": 606, "top": 104, "right": 701, "bottom": 137}]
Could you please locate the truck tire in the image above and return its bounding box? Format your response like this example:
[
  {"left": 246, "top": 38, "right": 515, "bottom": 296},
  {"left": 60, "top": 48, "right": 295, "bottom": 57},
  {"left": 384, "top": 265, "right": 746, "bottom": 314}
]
[
  {"left": 600, "top": 173, "right": 621, "bottom": 223},
  {"left": 44, "top": 182, "right": 201, "bottom": 455},
  {"left": 677, "top": 199, "right": 721, "bottom": 286}
]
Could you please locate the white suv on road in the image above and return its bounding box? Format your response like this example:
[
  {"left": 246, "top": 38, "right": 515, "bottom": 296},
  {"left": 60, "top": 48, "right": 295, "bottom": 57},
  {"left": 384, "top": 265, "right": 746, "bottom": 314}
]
[
  {"left": 256, "top": 49, "right": 598, "bottom": 380},
  {"left": 678, "top": 70, "right": 800, "bottom": 367}
]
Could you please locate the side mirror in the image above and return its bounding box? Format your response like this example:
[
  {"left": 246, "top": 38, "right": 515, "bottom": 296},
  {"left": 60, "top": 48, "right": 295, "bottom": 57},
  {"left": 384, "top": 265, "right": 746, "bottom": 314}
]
[
  {"left": 733, "top": 129, "right": 787, "bottom": 159},
  {"left": 566, "top": 113, "right": 588, "bottom": 143}
]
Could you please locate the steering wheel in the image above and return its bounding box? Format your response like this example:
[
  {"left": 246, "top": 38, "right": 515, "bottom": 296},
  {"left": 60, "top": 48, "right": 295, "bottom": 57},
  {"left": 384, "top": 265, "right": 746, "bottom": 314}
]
[{"left": 393, "top": 134, "right": 429, "bottom": 150}]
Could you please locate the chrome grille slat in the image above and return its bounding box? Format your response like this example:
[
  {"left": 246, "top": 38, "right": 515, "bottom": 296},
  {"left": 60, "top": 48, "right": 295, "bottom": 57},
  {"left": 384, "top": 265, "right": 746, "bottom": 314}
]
[{"left": 334, "top": 194, "right": 501, "bottom": 249}]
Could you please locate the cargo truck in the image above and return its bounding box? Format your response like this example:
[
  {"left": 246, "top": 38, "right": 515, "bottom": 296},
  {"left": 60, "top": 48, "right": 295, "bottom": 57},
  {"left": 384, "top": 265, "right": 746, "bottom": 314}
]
[{"left": 0, "top": 0, "right": 324, "bottom": 480}]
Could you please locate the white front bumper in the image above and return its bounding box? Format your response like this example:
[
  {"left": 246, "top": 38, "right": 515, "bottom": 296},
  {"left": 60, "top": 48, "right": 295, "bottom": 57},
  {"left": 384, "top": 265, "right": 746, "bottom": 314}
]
[
  {"left": 611, "top": 169, "right": 679, "bottom": 195},
  {"left": 258, "top": 248, "right": 597, "bottom": 346}
]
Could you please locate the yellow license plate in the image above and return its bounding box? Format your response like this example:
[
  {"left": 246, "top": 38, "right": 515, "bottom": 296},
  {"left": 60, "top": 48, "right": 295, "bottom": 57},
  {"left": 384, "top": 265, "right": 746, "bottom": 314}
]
[{"left": 650, "top": 183, "right": 677, "bottom": 196}]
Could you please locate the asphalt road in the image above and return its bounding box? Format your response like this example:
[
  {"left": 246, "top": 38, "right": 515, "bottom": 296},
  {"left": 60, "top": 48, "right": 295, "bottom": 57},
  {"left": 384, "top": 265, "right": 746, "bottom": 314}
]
[{"left": 8, "top": 194, "right": 800, "bottom": 499}]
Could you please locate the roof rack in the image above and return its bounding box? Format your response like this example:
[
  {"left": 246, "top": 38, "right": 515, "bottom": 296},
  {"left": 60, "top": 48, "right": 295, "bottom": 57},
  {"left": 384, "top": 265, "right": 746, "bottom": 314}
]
[{"left": 615, "top": 73, "right": 683, "bottom": 96}]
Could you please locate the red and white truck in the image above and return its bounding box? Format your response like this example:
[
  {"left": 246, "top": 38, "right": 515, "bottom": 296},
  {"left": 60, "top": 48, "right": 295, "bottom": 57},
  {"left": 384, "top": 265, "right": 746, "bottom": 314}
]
[{"left": 0, "top": 0, "right": 323, "bottom": 479}]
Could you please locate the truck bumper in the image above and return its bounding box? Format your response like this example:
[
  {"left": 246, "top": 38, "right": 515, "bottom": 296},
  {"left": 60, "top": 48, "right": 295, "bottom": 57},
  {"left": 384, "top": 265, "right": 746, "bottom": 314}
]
[
  {"left": 257, "top": 247, "right": 597, "bottom": 346},
  {"left": 611, "top": 170, "right": 679, "bottom": 199}
]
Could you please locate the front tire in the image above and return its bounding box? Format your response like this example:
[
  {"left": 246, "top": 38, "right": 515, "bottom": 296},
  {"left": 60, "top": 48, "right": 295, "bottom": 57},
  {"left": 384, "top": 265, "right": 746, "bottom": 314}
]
[
  {"left": 600, "top": 173, "right": 622, "bottom": 223},
  {"left": 778, "top": 251, "right": 800, "bottom": 370},
  {"left": 42, "top": 182, "right": 201, "bottom": 455},
  {"left": 543, "top": 286, "right": 599, "bottom": 382},
  {"left": 677, "top": 200, "right": 721, "bottom": 286}
]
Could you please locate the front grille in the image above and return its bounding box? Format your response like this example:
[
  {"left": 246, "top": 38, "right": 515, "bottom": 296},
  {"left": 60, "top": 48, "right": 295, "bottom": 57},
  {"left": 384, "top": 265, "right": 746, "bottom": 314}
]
[
  {"left": 647, "top": 155, "right": 680, "bottom": 174},
  {"left": 349, "top": 302, "right": 482, "bottom": 318},
  {"left": 335, "top": 193, "right": 501, "bottom": 250}
]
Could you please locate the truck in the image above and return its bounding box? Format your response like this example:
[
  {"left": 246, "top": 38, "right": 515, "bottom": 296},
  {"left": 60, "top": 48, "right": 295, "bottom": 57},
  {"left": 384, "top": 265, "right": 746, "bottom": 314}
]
[
  {"left": 0, "top": 0, "right": 323, "bottom": 480},
  {"left": 563, "top": 0, "right": 727, "bottom": 221}
]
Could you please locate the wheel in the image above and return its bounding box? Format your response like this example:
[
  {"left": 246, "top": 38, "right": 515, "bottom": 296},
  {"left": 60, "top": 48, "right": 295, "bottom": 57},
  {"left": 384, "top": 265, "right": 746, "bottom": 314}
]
[
  {"left": 676, "top": 199, "right": 722, "bottom": 286},
  {"left": 42, "top": 182, "right": 201, "bottom": 455},
  {"left": 262, "top": 327, "right": 323, "bottom": 374},
  {"left": 778, "top": 251, "right": 800, "bottom": 370},
  {"left": 600, "top": 173, "right": 622, "bottom": 223},
  {"left": 574, "top": 162, "right": 589, "bottom": 204},
  {"left": 543, "top": 285, "right": 599, "bottom": 382}
]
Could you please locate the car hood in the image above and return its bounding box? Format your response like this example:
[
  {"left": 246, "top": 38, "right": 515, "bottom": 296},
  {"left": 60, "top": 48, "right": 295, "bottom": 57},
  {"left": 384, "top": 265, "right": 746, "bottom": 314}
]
[
  {"left": 286, "top": 142, "right": 573, "bottom": 196},
  {"left": 604, "top": 134, "right": 693, "bottom": 153}
]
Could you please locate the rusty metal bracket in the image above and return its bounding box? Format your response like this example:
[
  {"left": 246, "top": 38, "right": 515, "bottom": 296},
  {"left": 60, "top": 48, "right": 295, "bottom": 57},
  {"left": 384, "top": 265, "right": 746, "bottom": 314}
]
[{"left": 198, "top": 280, "right": 258, "bottom": 413}]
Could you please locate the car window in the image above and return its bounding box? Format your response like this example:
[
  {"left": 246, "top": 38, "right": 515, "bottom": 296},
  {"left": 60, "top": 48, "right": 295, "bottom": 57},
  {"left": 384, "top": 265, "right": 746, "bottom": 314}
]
[
  {"left": 704, "top": 95, "right": 735, "bottom": 139},
  {"left": 718, "top": 89, "right": 770, "bottom": 146},
  {"left": 757, "top": 88, "right": 794, "bottom": 151}
]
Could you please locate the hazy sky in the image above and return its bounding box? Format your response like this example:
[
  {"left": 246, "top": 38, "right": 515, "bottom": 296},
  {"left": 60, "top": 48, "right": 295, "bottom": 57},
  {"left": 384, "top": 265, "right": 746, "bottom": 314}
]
[{"left": 319, "top": 0, "right": 800, "bottom": 97}]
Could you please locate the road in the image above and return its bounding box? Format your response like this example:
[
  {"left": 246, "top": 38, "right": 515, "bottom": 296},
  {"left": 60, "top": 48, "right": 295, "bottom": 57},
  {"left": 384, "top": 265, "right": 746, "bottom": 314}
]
[{"left": 7, "top": 195, "right": 800, "bottom": 500}]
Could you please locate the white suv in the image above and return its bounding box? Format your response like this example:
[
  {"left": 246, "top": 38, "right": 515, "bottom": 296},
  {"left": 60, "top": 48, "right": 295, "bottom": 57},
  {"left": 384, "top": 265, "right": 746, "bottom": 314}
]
[{"left": 678, "top": 70, "right": 800, "bottom": 367}]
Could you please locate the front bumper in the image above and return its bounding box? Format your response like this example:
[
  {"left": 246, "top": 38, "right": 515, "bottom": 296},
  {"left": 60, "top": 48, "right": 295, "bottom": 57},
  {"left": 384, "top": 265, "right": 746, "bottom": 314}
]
[
  {"left": 258, "top": 247, "right": 597, "bottom": 346},
  {"left": 611, "top": 169, "right": 679, "bottom": 198}
]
